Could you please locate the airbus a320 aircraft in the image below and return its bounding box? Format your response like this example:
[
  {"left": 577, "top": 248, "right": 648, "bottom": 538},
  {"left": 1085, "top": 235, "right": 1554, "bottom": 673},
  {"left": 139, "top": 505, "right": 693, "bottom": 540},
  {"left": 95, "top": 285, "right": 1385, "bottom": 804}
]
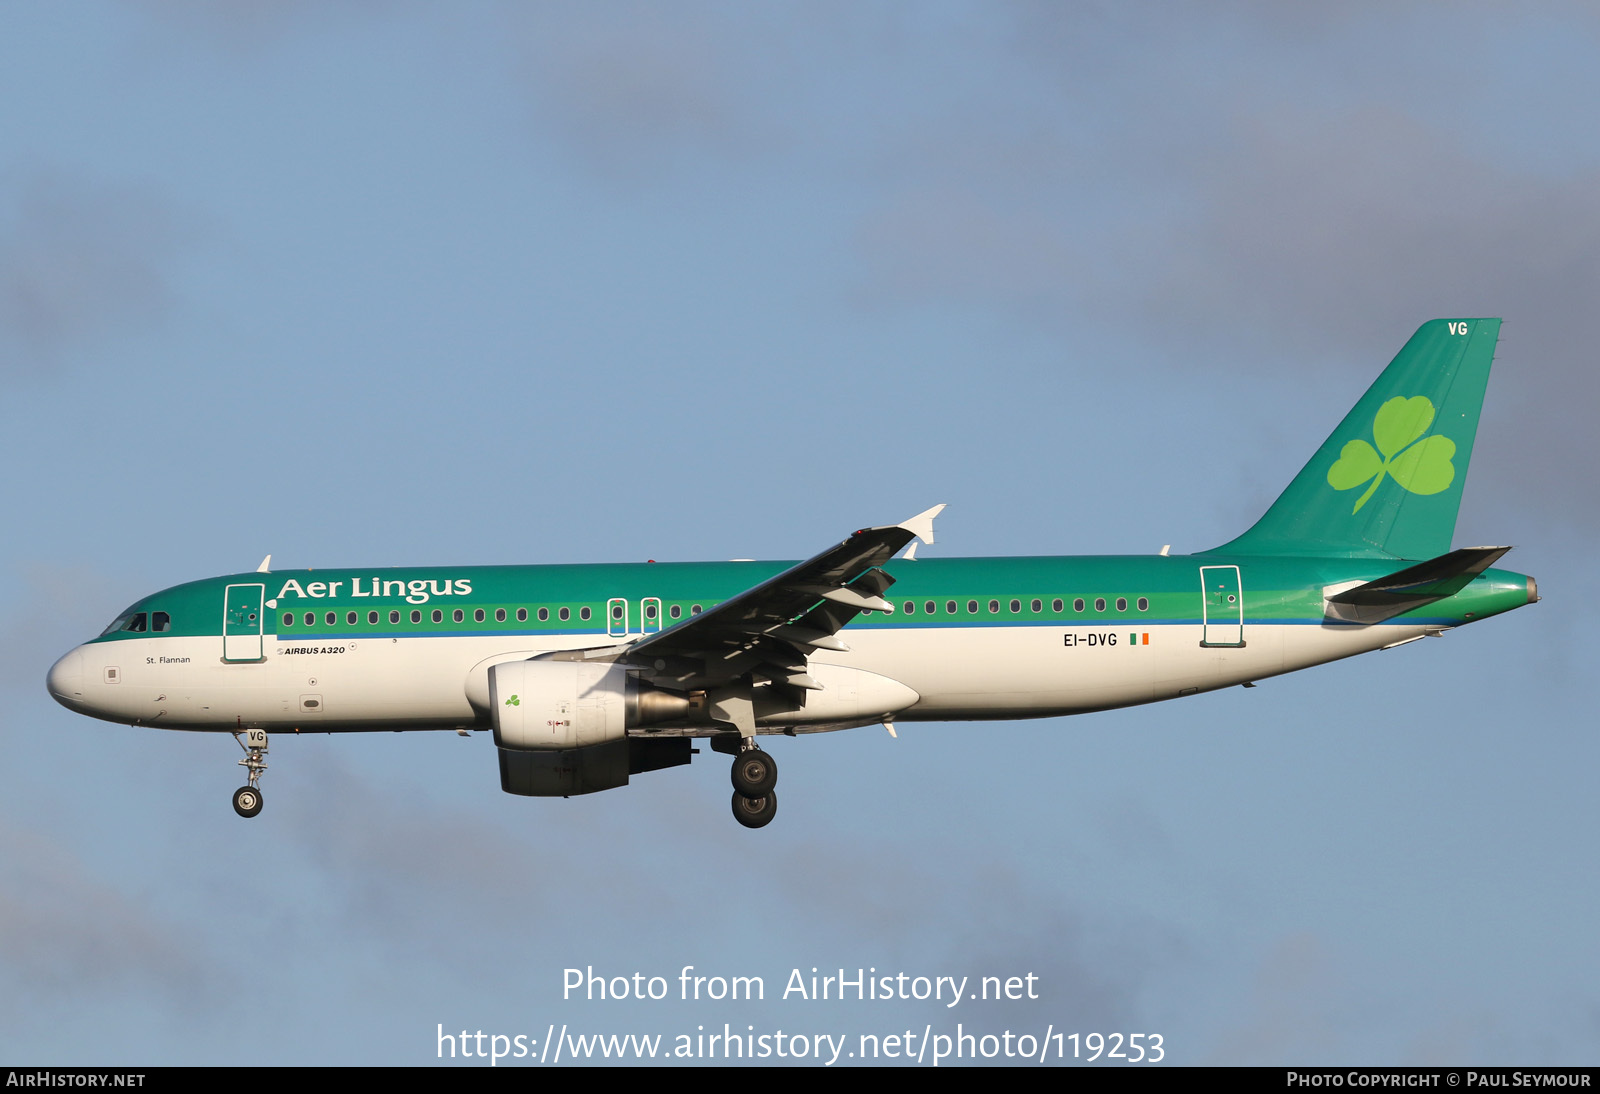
[{"left": 47, "top": 320, "right": 1536, "bottom": 828}]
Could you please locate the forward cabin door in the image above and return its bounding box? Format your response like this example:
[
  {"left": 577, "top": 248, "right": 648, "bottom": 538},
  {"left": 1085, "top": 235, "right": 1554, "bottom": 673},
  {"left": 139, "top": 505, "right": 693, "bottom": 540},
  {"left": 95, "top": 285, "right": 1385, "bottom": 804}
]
[
  {"left": 1199, "top": 566, "right": 1245, "bottom": 647},
  {"left": 223, "top": 583, "right": 266, "bottom": 662}
]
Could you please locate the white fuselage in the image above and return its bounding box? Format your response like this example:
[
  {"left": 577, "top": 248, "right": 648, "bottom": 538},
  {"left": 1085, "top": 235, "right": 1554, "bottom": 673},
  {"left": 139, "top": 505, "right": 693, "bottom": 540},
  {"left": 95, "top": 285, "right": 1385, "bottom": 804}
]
[{"left": 47, "top": 618, "right": 1435, "bottom": 734}]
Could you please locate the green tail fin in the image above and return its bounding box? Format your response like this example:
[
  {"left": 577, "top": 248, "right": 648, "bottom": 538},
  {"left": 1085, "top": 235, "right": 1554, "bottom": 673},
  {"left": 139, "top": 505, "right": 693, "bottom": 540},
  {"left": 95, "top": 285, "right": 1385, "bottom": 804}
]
[{"left": 1207, "top": 318, "right": 1501, "bottom": 560}]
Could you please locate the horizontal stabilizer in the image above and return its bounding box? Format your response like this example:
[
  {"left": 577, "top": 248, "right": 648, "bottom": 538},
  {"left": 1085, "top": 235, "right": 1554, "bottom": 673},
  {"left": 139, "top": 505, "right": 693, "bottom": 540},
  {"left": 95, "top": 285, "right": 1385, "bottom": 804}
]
[{"left": 1324, "top": 546, "right": 1511, "bottom": 624}]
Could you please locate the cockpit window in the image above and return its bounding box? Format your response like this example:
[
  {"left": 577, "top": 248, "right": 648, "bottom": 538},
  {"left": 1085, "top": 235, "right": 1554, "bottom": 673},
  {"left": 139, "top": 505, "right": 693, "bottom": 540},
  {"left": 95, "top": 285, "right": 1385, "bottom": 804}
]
[{"left": 100, "top": 606, "right": 163, "bottom": 637}]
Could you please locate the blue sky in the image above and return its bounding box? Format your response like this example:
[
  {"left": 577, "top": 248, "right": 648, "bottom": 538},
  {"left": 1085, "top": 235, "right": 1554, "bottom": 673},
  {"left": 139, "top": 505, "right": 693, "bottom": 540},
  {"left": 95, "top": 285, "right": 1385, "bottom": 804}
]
[{"left": 3, "top": 2, "right": 1597, "bottom": 1065}]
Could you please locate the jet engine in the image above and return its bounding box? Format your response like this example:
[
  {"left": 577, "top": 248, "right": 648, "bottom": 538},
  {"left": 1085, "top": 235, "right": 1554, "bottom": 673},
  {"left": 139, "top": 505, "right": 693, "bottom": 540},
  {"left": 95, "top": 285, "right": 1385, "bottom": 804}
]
[
  {"left": 488, "top": 660, "right": 689, "bottom": 750},
  {"left": 488, "top": 659, "right": 692, "bottom": 796}
]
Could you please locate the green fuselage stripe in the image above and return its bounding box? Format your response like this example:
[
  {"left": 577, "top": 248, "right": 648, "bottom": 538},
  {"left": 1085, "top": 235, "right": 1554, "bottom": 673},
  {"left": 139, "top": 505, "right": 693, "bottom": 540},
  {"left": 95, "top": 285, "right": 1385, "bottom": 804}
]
[{"left": 90, "top": 554, "right": 1532, "bottom": 645}]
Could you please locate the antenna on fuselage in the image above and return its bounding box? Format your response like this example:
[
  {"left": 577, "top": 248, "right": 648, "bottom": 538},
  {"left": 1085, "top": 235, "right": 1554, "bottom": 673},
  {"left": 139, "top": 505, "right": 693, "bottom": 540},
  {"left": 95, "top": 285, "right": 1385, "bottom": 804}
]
[{"left": 256, "top": 555, "right": 272, "bottom": 573}]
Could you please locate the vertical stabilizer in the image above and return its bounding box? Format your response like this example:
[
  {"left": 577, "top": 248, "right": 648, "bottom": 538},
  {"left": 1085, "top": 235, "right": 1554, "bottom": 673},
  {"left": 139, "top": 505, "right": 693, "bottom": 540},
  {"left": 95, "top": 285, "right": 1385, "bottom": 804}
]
[{"left": 1207, "top": 319, "right": 1500, "bottom": 560}]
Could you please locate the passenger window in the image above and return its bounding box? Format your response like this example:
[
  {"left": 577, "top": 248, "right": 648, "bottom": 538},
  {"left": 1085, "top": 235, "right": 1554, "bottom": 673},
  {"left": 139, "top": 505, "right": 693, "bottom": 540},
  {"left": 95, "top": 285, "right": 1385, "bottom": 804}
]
[
  {"left": 988, "top": 599, "right": 999, "bottom": 614},
  {"left": 946, "top": 600, "right": 956, "bottom": 614},
  {"left": 580, "top": 607, "right": 592, "bottom": 621},
  {"left": 1137, "top": 597, "right": 1148, "bottom": 611},
  {"left": 282, "top": 613, "right": 294, "bottom": 628},
  {"left": 670, "top": 605, "right": 681, "bottom": 619},
  {"left": 1031, "top": 599, "right": 1041, "bottom": 613},
  {"left": 612, "top": 604, "right": 624, "bottom": 620},
  {"left": 453, "top": 609, "right": 464, "bottom": 623},
  {"left": 325, "top": 612, "right": 336, "bottom": 626},
  {"left": 495, "top": 608, "right": 506, "bottom": 623},
  {"left": 390, "top": 610, "right": 400, "bottom": 624},
  {"left": 559, "top": 607, "right": 570, "bottom": 621},
  {"left": 538, "top": 608, "right": 549, "bottom": 622},
  {"left": 645, "top": 603, "right": 657, "bottom": 620},
  {"left": 152, "top": 611, "right": 171, "bottom": 632},
  {"left": 692, "top": 604, "right": 703, "bottom": 615},
  {"left": 1010, "top": 599, "right": 1021, "bottom": 613},
  {"left": 124, "top": 613, "right": 148, "bottom": 632},
  {"left": 474, "top": 608, "right": 485, "bottom": 623},
  {"left": 429, "top": 609, "right": 441, "bottom": 623},
  {"left": 925, "top": 601, "right": 936, "bottom": 615},
  {"left": 516, "top": 608, "right": 527, "bottom": 622},
  {"left": 903, "top": 601, "right": 915, "bottom": 614},
  {"left": 347, "top": 611, "right": 357, "bottom": 625},
  {"left": 1052, "top": 599, "right": 1063, "bottom": 612},
  {"left": 967, "top": 600, "right": 978, "bottom": 614},
  {"left": 305, "top": 613, "right": 316, "bottom": 626},
  {"left": 368, "top": 611, "right": 379, "bottom": 624},
  {"left": 1073, "top": 598, "right": 1084, "bottom": 612},
  {"left": 410, "top": 610, "right": 421, "bottom": 624},
  {"left": 1116, "top": 598, "right": 1127, "bottom": 612},
  {"left": 1094, "top": 598, "right": 1106, "bottom": 612}
]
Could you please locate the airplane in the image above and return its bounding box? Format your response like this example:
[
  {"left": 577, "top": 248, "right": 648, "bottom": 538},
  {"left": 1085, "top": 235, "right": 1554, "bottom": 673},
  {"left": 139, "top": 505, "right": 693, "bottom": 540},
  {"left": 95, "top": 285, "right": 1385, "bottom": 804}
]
[{"left": 46, "top": 319, "right": 1536, "bottom": 829}]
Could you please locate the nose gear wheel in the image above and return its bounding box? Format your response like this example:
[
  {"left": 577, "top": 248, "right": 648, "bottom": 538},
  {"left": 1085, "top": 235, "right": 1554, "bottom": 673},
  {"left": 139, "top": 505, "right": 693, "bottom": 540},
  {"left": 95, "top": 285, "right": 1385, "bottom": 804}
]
[
  {"left": 232, "top": 785, "right": 263, "bottom": 818},
  {"left": 231, "top": 729, "right": 269, "bottom": 819}
]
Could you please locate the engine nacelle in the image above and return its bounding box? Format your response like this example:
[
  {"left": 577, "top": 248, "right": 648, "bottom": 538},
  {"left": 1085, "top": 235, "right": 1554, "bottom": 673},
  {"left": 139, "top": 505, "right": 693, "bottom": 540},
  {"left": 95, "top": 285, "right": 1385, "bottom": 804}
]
[
  {"left": 498, "top": 737, "right": 691, "bottom": 797},
  {"left": 488, "top": 659, "right": 689, "bottom": 751}
]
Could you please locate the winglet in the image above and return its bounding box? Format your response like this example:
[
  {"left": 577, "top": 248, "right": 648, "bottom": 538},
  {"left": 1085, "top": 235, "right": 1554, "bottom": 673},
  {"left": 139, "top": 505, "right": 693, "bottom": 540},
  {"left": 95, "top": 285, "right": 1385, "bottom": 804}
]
[
  {"left": 256, "top": 554, "right": 272, "bottom": 574},
  {"left": 898, "top": 504, "right": 946, "bottom": 547}
]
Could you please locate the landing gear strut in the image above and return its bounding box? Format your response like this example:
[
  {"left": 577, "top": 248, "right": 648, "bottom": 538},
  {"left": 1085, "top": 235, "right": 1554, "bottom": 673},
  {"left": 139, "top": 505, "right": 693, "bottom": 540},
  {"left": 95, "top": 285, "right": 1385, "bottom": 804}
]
[
  {"left": 232, "top": 727, "right": 268, "bottom": 819},
  {"left": 730, "top": 744, "right": 778, "bottom": 829}
]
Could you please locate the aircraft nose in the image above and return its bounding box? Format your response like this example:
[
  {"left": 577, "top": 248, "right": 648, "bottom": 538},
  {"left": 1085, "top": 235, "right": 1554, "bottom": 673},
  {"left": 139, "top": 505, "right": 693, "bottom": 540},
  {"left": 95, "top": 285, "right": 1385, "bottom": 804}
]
[{"left": 46, "top": 647, "right": 85, "bottom": 708}]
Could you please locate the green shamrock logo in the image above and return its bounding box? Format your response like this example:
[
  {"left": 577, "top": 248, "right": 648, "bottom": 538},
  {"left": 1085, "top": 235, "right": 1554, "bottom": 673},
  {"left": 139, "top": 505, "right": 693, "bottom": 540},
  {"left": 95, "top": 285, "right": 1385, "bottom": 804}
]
[
  {"left": 1327, "top": 396, "right": 1456, "bottom": 513},
  {"left": 505, "top": 694, "right": 520, "bottom": 706}
]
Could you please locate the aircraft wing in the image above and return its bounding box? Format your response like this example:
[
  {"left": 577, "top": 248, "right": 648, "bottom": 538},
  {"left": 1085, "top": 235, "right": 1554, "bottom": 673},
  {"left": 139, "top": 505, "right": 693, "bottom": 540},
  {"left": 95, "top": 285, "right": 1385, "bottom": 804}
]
[{"left": 617, "top": 504, "right": 944, "bottom": 695}]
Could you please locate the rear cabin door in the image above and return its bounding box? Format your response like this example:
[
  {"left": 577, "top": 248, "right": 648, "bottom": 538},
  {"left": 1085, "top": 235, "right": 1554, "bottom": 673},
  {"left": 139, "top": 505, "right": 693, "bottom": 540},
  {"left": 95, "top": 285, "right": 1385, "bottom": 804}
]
[
  {"left": 1199, "top": 565, "right": 1245, "bottom": 647},
  {"left": 223, "top": 583, "right": 266, "bottom": 662}
]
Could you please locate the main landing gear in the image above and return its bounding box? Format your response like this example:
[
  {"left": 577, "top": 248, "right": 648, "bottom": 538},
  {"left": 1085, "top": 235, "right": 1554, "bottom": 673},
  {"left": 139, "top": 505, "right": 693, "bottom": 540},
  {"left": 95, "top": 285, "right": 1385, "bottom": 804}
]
[
  {"left": 231, "top": 727, "right": 268, "bottom": 819},
  {"left": 730, "top": 745, "right": 777, "bottom": 830}
]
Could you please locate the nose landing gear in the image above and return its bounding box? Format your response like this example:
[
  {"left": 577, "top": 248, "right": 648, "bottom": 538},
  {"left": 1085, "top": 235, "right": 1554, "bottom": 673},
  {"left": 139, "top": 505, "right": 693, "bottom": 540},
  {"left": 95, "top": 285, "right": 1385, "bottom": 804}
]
[
  {"left": 730, "top": 745, "right": 778, "bottom": 829},
  {"left": 231, "top": 728, "right": 268, "bottom": 819}
]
